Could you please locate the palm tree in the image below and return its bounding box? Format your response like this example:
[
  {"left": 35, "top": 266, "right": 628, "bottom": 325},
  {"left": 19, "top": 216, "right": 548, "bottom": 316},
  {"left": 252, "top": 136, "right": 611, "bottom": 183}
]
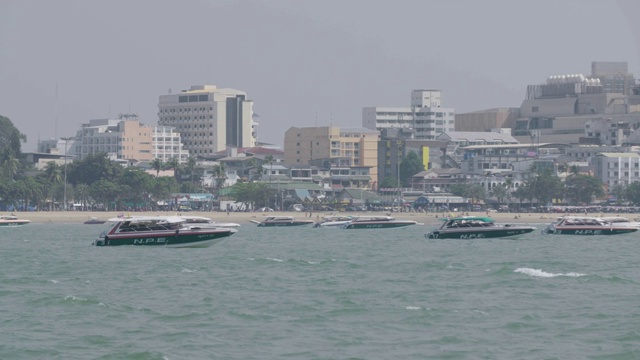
[
  {"left": 151, "top": 158, "right": 164, "bottom": 177},
  {"left": 491, "top": 184, "right": 508, "bottom": 205},
  {"left": 2, "top": 154, "right": 21, "bottom": 180},
  {"left": 165, "top": 157, "right": 180, "bottom": 177},
  {"left": 43, "top": 161, "right": 63, "bottom": 184},
  {"left": 186, "top": 156, "right": 197, "bottom": 184}
]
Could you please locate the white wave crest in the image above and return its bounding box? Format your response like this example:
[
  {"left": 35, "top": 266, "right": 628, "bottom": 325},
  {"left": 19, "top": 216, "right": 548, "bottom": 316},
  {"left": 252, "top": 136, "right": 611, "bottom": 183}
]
[
  {"left": 50, "top": 280, "right": 59, "bottom": 284},
  {"left": 181, "top": 268, "right": 195, "bottom": 273},
  {"left": 266, "top": 258, "right": 285, "bottom": 262},
  {"left": 64, "top": 295, "right": 88, "bottom": 301},
  {"left": 515, "top": 267, "right": 586, "bottom": 278},
  {"left": 405, "top": 306, "right": 421, "bottom": 310}
]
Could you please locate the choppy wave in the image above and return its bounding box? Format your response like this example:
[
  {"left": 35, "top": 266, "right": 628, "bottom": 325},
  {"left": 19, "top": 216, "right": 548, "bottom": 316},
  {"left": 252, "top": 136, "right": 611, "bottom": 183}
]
[{"left": 514, "top": 267, "right": 587, "bottom": 278}]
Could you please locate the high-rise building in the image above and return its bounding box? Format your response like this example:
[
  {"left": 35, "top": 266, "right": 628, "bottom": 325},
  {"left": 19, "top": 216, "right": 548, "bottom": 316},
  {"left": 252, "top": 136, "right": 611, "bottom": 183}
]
[
  {"left": 363, "top": 90, "right": 455, "bottom": 140},
  {"left": 158, "top": 85, "right": 256, "bottom": 155},
  {"left": 283, "top": 126, "right": 379, "bottom": 188}
]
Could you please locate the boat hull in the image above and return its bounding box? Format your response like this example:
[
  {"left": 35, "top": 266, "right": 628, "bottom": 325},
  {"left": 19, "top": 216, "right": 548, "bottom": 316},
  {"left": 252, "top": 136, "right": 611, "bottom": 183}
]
[
  {"left": 426, "top": 227, "right": 535, "bottom": 239},
  {"left": 93, "top": 229, "right": 234, "bottom": 247},
  {"left": 257, "top": 221, "right": 314, "bottom": 227},
  {"left": 342, "top": 221, "right": 416, "bottom": 229},
  {"left": 0, "top": 220, "right": 30, "bottom": 226}
]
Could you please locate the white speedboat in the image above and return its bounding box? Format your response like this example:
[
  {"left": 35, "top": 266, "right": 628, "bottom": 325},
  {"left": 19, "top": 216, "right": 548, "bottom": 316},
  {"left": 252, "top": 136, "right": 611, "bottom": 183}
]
[
  {"left": 600, "top": 216, "right": 640, "bottom": 228},
  {"left": 340, "top": 216, "right": 417, "bottom": 229},
  {"left": 313, "top": 216, "right": 354, "bottom": 228},
  {"left": 180, "top": 215, "right": 241, "bottom": 229},
  {"left": 251, "top": 216, "right": 315, "bottom": 227},
  {"left": 93, "top": 216, "right": 236, "bottom": 247},
  {"left": 0, "top": 214, "right": 30, "bottom": 227}
]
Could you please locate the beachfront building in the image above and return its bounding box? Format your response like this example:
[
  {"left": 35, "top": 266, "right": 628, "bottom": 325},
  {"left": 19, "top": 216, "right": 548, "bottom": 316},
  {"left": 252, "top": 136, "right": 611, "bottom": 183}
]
[
  {"left": 158, "top": 85, "right": 256, "bottom": 156},
  {"left": 591, "top": 152, "right": 640, "bottom": 188},
  {"left": 362, "top": 89, "right": 455, "bottom": 140},
  {"left": 436, "top": 130, "right": 519, "bottom": 167},
  {"left": 377, "top": 127, "right": 446, "bottom": 190},
  {"left": 71, "top": 115, "right": 188, "bottom": 163},
  {"left": 74, "top": 117, "right": 152, "bottom": 162},
  {"left": 152, "top": 126, "right": 189, "bottom": 163},
  {"left": 512, "top": 61, "right": 640, "bottom": 145},
  {"left": 283, "top": 126, "right": 379, "bottom": 188}
]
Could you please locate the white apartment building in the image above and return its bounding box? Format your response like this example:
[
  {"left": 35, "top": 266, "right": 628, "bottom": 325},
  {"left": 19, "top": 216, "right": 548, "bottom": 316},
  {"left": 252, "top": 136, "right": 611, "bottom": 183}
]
[
  {"left": 70, "top": 116, "right": 188, "bottom": 163},
  {"left": 591, "top": 152, "right": 640, "bottom": 188},
  {"left": 158, "top": 85, "right": 256, "bottom": 156},
  {"left": 152, "top": 126, "right": 190, "bottom": 163},
  {"left": 363, "top": 90, "right": 455, "bottom": 140}
]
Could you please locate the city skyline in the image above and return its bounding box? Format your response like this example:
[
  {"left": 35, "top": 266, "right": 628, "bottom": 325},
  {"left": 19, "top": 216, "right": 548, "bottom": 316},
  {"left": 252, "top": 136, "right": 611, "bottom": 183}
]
[{"left": 1, "top": 0, "right": 639, "bottom": 152}]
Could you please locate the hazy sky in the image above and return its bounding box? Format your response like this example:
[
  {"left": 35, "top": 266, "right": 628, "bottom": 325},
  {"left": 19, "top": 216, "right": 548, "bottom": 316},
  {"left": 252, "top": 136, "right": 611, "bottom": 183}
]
[{"left": 1, "top": 0, "right": 639, "bottom": 152}]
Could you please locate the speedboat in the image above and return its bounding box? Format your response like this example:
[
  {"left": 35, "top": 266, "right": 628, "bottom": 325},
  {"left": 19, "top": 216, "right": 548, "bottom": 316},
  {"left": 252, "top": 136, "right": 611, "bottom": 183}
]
[
  {"left": 0, "top": 214, "right": 30, "bottom": 227},
  {"left": 180, "top": 215, "right": 241, "bottom": 229},
  {"left": 340, "top": 216, "right": 417, "bottom": 229},
  {"left": 313, "top": 216, "right": 354, "bottom": 228},
  {"left": 251, "top": 216, "right": 315, "bottom": 227},
  {"left": 92, "top": 216, "right": 237, "bottom": 247},
  {"left": 84, "top": 216, "right": 106, "bottom": 225},
  {"left": 541, "top": 216, "right": 638, "bottom": 235},
  {"left": 425, "top": 216, "right": 535, "bottom": 239}
]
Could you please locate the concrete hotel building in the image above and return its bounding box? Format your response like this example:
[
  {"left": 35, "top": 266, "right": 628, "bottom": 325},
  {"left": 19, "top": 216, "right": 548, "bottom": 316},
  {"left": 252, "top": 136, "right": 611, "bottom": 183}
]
[
  {"left": 363, "top": 90, "right": 455, "bottom": 140},
  {"left": 591, "top": 153, "right": 640, "bottom": 188},
  {"left": 158, "top": 85, "right": 256, "bottom": 156},
  {"left": 73, "top": 117, "right": 188, "bottom": 163},
  {"left": 283, "top": 126, "right": 379, "bottom": 187}
]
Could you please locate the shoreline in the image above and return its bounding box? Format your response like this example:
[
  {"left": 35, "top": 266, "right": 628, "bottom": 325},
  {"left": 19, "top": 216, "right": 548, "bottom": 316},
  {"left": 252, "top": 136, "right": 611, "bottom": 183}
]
[{"left": 7, "top": 210, "right": 636, "bottom": 225}]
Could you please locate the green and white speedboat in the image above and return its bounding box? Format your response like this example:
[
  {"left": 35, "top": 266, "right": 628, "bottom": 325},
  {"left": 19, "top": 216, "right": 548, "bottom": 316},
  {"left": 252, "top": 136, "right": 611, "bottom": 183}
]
[
  {"left": 93, "top": 216, "right": 236, "bottom": 247},
  {"left": 0, "top": 215, "right": 30, "bottom": 227},
  {"left": 426, "top": 216, "right": 535, "bottom": 239}
]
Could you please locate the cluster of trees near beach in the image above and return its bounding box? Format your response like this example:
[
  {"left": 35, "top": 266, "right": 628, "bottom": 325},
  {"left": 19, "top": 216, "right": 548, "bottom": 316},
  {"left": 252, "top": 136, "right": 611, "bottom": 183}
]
[
  {"left": 0, "top": 115, "right": 277, "bottom": 211},
  {"left": 4, "top": 114, "right": 640, "bottom": 210}
]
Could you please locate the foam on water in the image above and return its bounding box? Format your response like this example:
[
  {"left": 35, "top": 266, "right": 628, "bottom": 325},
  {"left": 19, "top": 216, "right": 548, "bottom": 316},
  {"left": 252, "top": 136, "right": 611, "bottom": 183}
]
[{"left": 515, "top": 267, "right": 587, "bottom": 278}]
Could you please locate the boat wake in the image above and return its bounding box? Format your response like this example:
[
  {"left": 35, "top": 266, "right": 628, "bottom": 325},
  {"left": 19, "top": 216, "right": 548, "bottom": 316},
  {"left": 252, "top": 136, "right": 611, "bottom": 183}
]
[{"left": 514, "top": 267, "right": 587, "bottom": 278}]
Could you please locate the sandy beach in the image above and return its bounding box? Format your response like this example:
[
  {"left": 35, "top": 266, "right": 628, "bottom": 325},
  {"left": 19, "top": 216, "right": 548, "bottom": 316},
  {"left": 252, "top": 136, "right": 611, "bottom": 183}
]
[{"left": 7, "top": 210, "right": 624, "bottom": 225}]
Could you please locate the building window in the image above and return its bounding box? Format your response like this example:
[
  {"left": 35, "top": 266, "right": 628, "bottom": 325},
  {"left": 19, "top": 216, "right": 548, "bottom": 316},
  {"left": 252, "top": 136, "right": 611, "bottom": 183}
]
[{"left": 532, "top": 106, "right": 539, "bottom": 112}]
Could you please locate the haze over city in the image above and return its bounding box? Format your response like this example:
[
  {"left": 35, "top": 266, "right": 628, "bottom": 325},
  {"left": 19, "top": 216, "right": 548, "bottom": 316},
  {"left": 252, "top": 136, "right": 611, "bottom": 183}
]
[{"left": 1, "top": 0, "right": 639, "bottom": 151}]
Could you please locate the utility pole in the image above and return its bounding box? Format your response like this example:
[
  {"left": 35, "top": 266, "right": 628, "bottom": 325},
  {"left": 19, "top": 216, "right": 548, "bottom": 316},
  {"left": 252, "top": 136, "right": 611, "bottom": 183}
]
[{"left": 61, "top": 137, "right": 73, "bottom": 211}]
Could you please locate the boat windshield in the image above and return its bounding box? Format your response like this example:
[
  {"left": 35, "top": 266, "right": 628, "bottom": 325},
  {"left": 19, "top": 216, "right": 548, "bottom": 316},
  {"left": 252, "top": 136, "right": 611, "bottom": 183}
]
[{"left": 444, "top": 219, "right": 494, "bottom": 228}]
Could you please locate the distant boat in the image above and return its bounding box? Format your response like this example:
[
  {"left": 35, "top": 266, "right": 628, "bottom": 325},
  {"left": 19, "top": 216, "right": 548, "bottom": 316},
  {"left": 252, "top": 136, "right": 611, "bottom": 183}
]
[
  {"left": 251, "top": 216, "right": 315, "bottom": 227},
  {"left": 340, "top": 216, "right": 417, "bottom": 229},
  {"left": 313, "top": 216, "right": 354, "bottom": 228},
  {"left": 179, "top": 215, "right": 241, "bottom": 229},
  {"left": 600, "top": 216, "right": 640, "bottom": 228},
  {"left": 425, "top": 216, "right": 535, "bottom": 239},
  {"left": 0, "top": 214, "right": 30, "bottom": 227},
  {"left": 541, "top": 216, "right": 638, "bottom": 236},
  {"left": 93, "top": 216, "right": 236, "bottom": 247},
  {"left": 84, "top": 217, "right": 106, "bottom": 225}
]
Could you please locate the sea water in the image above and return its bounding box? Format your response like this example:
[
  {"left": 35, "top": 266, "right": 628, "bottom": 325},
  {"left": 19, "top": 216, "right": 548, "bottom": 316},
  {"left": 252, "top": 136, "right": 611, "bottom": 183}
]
[{"left": 2, "top": 222, "right": 640, "bottom": 359}]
